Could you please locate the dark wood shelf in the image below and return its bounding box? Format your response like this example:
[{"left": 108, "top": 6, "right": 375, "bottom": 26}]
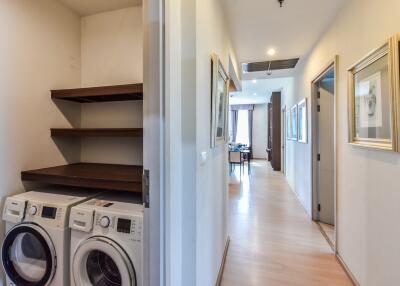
[
  {"left": 51, "top": 83, "right": 143, "bottom": 103},
  {"left": 21, "top": 163, "right": 143, "bottom": 193},
  {"left": 51, "top": 128, "right": 143, "bottom": 138}
]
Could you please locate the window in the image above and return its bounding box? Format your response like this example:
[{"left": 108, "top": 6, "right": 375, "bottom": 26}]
[
  {"left": 236, "top": 110, "right": 249, "bottom": 145},
  {"left": 229, "top": 111, "right": 233, "bottom": 142}
]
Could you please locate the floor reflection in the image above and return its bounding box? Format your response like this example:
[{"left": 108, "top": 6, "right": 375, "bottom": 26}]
[
  {"left": 229, "top": 164, "right": 251, "bottom": 214},
  {"left": 222, "top": 159, "right": 352, "bottom": 286}
]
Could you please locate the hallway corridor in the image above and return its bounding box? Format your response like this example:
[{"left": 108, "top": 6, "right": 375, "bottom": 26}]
[{"left": 221, "top": 160, "right": 353, "bottom": 286}]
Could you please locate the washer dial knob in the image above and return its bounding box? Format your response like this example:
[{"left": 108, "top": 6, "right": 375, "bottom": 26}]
[
  {"left": 29, "top": 206, "right": 37, "bottom": 216},
  {"left": 99, "top": 216, "right": 110, "bottom": 228}
]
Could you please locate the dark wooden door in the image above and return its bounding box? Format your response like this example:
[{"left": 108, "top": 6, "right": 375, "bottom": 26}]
[{"left": 267, "top": 92, "right": 281, "bottom": 171}]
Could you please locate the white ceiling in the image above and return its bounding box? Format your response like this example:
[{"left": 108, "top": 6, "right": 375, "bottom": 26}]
[
  {"left": 58, "top": 0, "right": 142, "bottom": 16},
  {"left": 230, "top": 77, "right": 293, "bottom": 105},
  {"left": 221, "top": 0, "right": 345, "bottom": 78}
]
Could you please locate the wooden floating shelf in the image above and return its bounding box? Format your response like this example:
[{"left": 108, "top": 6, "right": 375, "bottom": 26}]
[
  {"left": 51, "top": 83, "right": 143, "bottom": 103},
  {"left": 51, "top": 128, "right": 143, "bottom": 138},
  {"left": 21, "top": 163, "right": 143, "bottom": 193}
]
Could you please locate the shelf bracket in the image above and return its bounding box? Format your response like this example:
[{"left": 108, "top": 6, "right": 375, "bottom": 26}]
[{"left": 142, "top": 169, "right": 150, "bottom": 208}]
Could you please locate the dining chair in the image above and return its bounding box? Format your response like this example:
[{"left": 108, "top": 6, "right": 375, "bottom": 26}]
[{"left": 229, "top": 151, "right": 244, "bottom": 177}]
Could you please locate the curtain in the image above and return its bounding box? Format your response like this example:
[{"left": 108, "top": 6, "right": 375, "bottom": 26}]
[
  {"left": 231, "top": 110, "right": 239, "bottom": 142},
  {"left": 230, "top": 104, "right": 254, "bottom": 144},
  {"left": 248, "top": 109, "right": 253, "bottom": 147},
  {"left": 248, "top": 109, "right": 254, "bottom": 158},
  {"left": 230, "top": 104, "right": 254, "bottom": 111}
]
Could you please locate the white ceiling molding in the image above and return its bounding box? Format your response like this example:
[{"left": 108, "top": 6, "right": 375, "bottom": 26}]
[
  {"left": 229, "top": 56, "right": 242, "bottom": 92},
  {"left": 230, "top": 77, "right": 294, "bottom": 105},
  {"left": 58, "top": 0, "right": 142, "bottom": 16}
]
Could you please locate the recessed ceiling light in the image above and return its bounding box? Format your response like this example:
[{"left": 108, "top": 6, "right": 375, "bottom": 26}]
[
  {"left": 267, "top": 48, "right": 276, "bottom": 56},
  {"left": 252, "top": 79, "right": 257, "bottom": 84},
  {"left": 253, "top": 93, "right": 257, "bottom": 96}
]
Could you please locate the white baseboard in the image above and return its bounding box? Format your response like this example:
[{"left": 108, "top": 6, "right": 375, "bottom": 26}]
[
  {"left": 215, "top": 236, "right": 230, "bottom": 286},
  {"left": 336, "top": 252, "right": 359, "bottom": 286}
]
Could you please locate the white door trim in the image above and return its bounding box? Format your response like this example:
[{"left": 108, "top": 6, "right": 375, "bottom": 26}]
[
  {"left": 310, "top": 56, "right": 339, "bottom": 253},
  {"left": 165, "top": 0, "right": 184, "bottom": 285},
  {"left": 282, "top": 106, "right": 286, "bottom": 174},
  {"left": 143, "top": 0, "right": 164, "bottom": 285}
]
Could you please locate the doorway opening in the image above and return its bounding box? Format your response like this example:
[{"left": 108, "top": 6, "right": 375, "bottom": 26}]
[
  {"left": 267, "top": 91, "right": 282, "bottom": 171},
  {"left": 311, "top": 57, "right": 338, "bottom": 251},
  {"left": 281, "top": 106, "right": 286, "bottom": 175}
]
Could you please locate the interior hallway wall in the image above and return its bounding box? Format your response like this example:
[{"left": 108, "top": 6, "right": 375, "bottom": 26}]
[
  {"left": 252, "top": 104, "right": 268, "bottom": 159},
  {"left": 288, "top": 0, "right": 400, "bottom": 284},
  {"left": 0, "top": 0, "right": 82, "bottom": 281},
  {"left": 196, "top": 0, "right": 239, "bottom": 284},
  {"left": 80, "top": 7, "right": 143, "bottom": 165}
]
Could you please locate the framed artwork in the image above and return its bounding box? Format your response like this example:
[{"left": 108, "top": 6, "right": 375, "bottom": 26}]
[
  {"left": 290, "top": 105, "right": 298, "bottom": 141},
  {"left": 286, "top": 110, "right": 291, "bottom": 140},
  {"left": 297, "top": 98, "right": 307, "bottom": 143},
  {"left": 348, "top": 35, "right": 400, "bottom": 151},
  {"left": 211, "top": 54, "right": 230, "bottom": 148}
]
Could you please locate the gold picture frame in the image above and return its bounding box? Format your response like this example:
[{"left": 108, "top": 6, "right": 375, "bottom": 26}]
[
  {"left": 211, "top": 53, "right": 230, "bottom": 148},
  {"left": 290, "top": 104, "right": 298, "bottom": 141},
  {"left": 297, "top": 98, "right": 308, "bottom": 143},
  {"left": 348, "top": 35, "right": 400, "bottom": 151}
]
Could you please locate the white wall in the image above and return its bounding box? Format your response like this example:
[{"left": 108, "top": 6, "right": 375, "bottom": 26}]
[
  {"left": 196, "top": 0, "right": 238, "bottom": 285},
  {"left": 80, "top": 7, "right": 143, "bottom": 86},
  {"left": 252, "top": 104, "right": 268, "bottom": 159},
  {"left": 287, "top": 0, "right": 400, "bottom": 284},
  {"left": 282, "top": 74, "right": 312, "bottom": 214},
  {"left": 0, "top": 0, "right": 81, "bottom": 281},
  {"left": 80, "top": 7, "right": 143, "bottom": 165},
  {"left": 0, "top": 1, "right": 81, "bottom": 194}
]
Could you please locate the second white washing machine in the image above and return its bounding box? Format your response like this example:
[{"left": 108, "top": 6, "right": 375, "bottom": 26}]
[{"left": 69, "top": 193, "right": 144, "bottom": 286}]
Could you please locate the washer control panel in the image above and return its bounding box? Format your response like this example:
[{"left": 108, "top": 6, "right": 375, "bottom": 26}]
[
  {"left": 25, "top": 201, "right": 65, "bottom": 228},
  {"left": 99, "top": 216, "right": 111, "bottom": 228},
  {"left": 94, "top": 212, "right": 143, "bottom": 243}
]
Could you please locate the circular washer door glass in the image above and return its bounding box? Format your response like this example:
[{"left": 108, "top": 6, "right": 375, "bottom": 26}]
[
  {"left": 2, "top": 224, "right": 55, "bottom": 286},
  {"left": 86, "top": 250, "right": 122, "bottom": 286},
  {"left": 10, "top": 232, "right": 47, "bottom": 281},
  {"left": 73, "top": 237, "right": 136, "bottom": 286}
]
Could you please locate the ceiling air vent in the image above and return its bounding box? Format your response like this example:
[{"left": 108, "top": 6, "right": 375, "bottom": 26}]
[{"left": 243, "top": 58, "right": 299, "bottom": 73}]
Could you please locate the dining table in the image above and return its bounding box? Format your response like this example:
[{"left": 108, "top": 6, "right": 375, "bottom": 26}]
[{"left": 229, "top": 145, "right": 251, "bottom": 174}]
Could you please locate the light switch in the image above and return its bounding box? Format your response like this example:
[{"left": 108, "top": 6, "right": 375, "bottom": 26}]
[{"left": 200, "top": 151, "right": 207, "bottom": 165}]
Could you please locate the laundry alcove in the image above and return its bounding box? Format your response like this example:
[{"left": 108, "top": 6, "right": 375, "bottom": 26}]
[{"left": 20, "top": 3, "right": 144, "bottom": 195}]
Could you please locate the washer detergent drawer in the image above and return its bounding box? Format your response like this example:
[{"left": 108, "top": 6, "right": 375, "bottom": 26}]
[
  {"left": 3, "top": 197, "right": 27, "bottom": 223},
  {"left": 70, "top": 207, "right": 94, "bottom": 232}
]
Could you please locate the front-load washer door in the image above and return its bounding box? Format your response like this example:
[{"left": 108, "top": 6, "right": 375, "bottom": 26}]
[
  {"left": 1, "top": 223, "right": 56, "bottom": 286},
  {"left": 73, "top": 236, "right": 136, "bottom": 286}
]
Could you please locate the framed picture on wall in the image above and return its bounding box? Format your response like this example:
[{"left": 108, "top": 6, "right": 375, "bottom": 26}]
[
  {"left": 348, "top": 35, "right": 400, "bottom": 151},
  {"left": 297, "top": 98, "right": 307, "bottom": 143},
  {"left": 290, "top": 105, "right": 298, "bottom": 141},
  {"left": 211, "top": 53, "right": 230, "bottom": 148},
  {"left": 286, "top": 110, "right": 292, "bottom": 140}
]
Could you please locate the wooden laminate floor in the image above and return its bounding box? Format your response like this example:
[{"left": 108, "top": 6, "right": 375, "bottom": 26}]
[{"left": 221, "top": 160, "right": 352, "bottom": 286}]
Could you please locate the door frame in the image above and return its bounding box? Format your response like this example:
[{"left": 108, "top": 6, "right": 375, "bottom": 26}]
[
  {"left": 281, "top": 106, "right": 286, "bottom": 174},
  {"left": 310, "top": 56, "right": 338, "bottom": 253},
  {"left": 143, "top": 0, "right": 164, "bottom": 285}
]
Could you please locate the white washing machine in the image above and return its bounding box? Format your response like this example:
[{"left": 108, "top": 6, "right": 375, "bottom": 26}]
[
  {"left": 1, "top": 189, "right": 99, "bottom": 286},
  {"left": 69, "top": 193, "right": 143, "bottom": 286}
]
